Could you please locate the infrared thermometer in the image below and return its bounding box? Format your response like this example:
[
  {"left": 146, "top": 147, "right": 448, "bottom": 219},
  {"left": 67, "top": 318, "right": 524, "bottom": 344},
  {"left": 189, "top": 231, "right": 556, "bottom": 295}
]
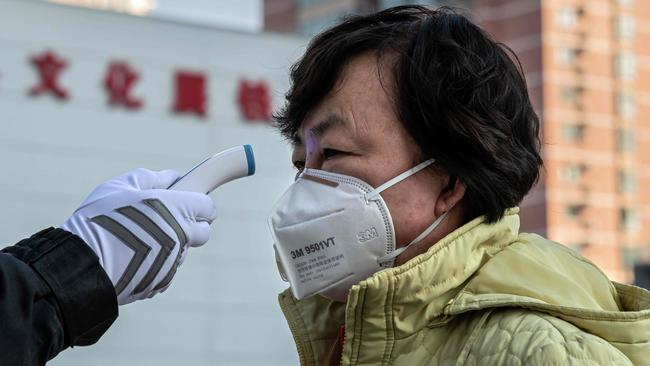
[{"left": 169, "top": 144, "right": 256, "bottom": 194}]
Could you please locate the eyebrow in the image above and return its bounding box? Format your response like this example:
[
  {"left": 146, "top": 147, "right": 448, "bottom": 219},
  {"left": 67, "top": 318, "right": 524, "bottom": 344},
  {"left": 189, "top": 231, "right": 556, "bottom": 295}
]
[{"left": 293, "top": 114, "right": 346, "bottom": 146}]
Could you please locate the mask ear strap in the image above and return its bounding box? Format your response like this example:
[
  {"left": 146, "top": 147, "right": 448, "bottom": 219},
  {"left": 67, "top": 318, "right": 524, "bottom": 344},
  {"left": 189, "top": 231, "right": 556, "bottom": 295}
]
[
  {"left": 406, "top": 209, "right": 449, "bottom": 247},
  {"left": 274, "top": 244, "right": 289, "bottom": 282},
  {"left": 377, "top": 209, "right": 450, "bottom": 265},
  {"left": 365, "top": 159, "right": 435, "bottom": 201}
]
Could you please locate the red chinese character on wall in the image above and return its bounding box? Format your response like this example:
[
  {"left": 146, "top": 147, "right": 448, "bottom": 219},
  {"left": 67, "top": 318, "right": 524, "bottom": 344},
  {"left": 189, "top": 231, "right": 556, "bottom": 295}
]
[
  {"left": 238, "top": 79, "right": 271, "bottom": 122},
  {"left": 173, "top": 71, "right": 207, "bottom": 117},
  {"left": 28, "top": 51, "right": 69, "bottom": 100},
  {"left": 104, "top": 61, "right": 143, "bottom": 109}
]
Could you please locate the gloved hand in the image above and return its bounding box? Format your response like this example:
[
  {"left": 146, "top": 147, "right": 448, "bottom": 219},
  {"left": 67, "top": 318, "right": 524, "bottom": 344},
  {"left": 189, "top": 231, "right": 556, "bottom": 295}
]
[{"left": 61, "top": 168, "right": 217, "bottom": 305}]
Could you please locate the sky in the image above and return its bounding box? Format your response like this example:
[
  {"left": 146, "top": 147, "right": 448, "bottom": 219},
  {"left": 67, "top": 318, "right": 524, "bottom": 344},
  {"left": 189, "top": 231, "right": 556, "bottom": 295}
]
[{"left": 151, "top": 0, "right": 263, "bottom": 32}]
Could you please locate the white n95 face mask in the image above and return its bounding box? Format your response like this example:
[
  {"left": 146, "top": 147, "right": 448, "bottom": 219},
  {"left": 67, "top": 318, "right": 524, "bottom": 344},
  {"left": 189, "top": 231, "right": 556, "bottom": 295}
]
[{"left": 268, "top": 158, "right": 450, "bottom": 302}]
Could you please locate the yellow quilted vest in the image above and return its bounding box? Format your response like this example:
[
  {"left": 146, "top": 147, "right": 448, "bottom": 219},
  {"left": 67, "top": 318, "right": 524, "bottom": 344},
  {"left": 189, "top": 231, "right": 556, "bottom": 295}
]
[{"left": 279, "top": 208, "right": 650, "bottom": 365}]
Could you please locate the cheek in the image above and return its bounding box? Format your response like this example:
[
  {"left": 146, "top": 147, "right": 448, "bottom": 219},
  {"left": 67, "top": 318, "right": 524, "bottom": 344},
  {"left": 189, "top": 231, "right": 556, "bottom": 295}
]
[
  {"left": 383, "top": 183, "right": 423, "bottom": 217},
  {"left": 381, "top": 175, "right": 442, "bottom": 237},
  {"left": 384, "top": 190, "right": 425, "bottom": 243}
]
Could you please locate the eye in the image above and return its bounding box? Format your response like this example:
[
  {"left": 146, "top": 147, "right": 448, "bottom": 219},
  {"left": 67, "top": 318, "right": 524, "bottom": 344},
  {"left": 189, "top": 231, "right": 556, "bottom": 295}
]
[{"left": 323, "top": 148, "right": 341, "bottom": 159}]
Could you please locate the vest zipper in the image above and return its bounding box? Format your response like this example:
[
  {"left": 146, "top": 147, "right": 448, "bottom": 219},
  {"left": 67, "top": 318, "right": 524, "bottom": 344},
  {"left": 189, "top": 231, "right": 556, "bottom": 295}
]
[{"left": 338, "top": 325, "right": 346, "bottom": 366}]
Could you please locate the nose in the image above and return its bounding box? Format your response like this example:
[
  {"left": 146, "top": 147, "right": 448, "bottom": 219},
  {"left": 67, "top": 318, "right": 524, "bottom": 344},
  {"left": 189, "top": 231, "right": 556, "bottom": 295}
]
[
  {"left": 295, "top": 154, "right": 322, "bottom": 181},
  {"left": 304, "top": 130, "right": 323, "bottom": 170},
  {"left": 305, "top": 154, "right": 323, "bottom": 170}
]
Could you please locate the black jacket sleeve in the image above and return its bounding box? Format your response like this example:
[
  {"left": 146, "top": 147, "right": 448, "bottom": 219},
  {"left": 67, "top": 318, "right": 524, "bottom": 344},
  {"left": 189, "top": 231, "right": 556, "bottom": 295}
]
[{"left": 0, "top": 228, "right": 118, "bottom": 365}]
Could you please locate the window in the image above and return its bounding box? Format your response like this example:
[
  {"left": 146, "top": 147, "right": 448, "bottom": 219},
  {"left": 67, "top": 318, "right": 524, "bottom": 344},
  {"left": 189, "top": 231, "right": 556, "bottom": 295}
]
[
  {"left": 620, "top": 208, "right": 641, "bottom": 232},
  {"left": 623, "top": 247, "right": 637, "bottom": 267},
  {"left": 562, "top": 123, "right": 585, "bottom": 142},
  {"left": 568, "top": 242, "right": 588, "bottom": 253},
  {"left": 382, "top": 0, "right": 432, "bottom": 8},
  {"left": 619, "top": 171, "right": 638, "bottom": 193},
  {"left": 563, "top": 86, "right": 582, "bottom": 104},
  {"left": 617, "top": 92, "right": 636, "bottom": 117},
  {"left": 616, "top": 53, "right": 636, "bottom": 80},
  {"left": 558, "top": 7, "right": 581, "bottom": 28},
  {"left": 566, "top": 204, "right": 585, "bottom": 219},
  {"left": 618, "top": 129, "right": 635, "bottom": 152},
  {"left": 298, "top": 0, "right": 330, "bottom": 7},
  {"left": 556, "top": 48, "right": 581, "bottom": 65},
  {"left": 563, "top": 164, "right": 585, "bottom": 183},
  {"left": 299, "top": 11, "right": 347, "bottom": 36},
  {"left": 616, "top": 16, "right": 635, "bottom": 40}
]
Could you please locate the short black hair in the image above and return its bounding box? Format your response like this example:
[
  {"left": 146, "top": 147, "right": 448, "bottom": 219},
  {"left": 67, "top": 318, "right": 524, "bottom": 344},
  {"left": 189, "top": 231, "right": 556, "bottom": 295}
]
[{"left": 274, "top": 5, "right": 543, "bottom": 223}]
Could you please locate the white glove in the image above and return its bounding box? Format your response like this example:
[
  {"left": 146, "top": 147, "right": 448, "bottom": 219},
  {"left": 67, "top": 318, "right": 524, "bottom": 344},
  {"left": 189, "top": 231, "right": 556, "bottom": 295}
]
[{"left": 61, "top": 168, "right": 217, "bottom": 305}]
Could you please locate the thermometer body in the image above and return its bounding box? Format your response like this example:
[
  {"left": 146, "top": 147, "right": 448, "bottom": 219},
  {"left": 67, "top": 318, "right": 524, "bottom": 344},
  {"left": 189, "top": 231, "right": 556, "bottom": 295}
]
[{"left": 169, "top": 144, "right": 256, "bottom": 194}]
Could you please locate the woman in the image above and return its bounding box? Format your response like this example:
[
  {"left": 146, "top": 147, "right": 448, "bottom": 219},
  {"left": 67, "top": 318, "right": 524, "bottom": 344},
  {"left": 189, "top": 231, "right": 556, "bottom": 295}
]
[{"left": 269, "top": 6, "right": 650, "bottom": 365}]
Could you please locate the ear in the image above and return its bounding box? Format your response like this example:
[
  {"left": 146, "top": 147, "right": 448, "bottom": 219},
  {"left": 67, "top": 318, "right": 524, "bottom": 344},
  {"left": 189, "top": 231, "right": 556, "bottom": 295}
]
[{"left": 435, "top": 176, "right": 466, "bottom": 217}]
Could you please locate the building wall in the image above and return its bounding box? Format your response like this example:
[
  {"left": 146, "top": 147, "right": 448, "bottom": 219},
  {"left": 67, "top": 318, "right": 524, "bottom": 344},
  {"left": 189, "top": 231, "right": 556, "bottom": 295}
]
[
  {"left": 538, "top": 0, "right": 650, "bottom": 283},
  {"left": 0, "top": 2, "right": 306, "bottom": 365},
  {"left": 265, "top": 0, "right": 298, "bottom": 33},
  {"left": 620, "top": 0, "right": 650, "bottom": 280}
]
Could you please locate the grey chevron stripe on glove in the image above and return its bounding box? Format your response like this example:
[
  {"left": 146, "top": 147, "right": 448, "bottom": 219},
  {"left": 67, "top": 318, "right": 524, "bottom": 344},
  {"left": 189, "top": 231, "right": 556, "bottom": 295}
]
[{"left": 61, "top": 169, "right": 217, "bottom": 305}]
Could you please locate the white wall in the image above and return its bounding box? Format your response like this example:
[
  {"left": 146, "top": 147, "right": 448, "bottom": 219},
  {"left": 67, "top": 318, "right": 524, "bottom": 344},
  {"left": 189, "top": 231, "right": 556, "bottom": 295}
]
[
  {"left": 152, "top": 0, "right": 263, "bottom": 32},
  {"left": 0, "top": 1, "right": 306, "bottom": 365}
]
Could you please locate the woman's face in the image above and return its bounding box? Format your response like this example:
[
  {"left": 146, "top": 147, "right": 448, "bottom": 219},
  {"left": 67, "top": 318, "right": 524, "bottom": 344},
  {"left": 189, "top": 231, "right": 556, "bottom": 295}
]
[{"left": 290, "top": 53, "right": 465, "bottom": 265}]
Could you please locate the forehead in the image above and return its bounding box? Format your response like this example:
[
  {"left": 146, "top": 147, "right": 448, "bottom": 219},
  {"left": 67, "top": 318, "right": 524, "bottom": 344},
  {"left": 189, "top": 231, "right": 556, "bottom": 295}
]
[{"left": 293, "top": 53, "right": 396, "bottom": 146}]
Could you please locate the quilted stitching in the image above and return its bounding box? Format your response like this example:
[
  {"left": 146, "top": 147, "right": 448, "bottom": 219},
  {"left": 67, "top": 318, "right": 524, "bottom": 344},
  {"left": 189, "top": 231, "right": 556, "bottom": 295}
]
[
  {"left": 464, "top": 309, "right": 633, "bottom": 366},
  {"left": 394, "top": 309, "right": 634, "bottom": 365}
]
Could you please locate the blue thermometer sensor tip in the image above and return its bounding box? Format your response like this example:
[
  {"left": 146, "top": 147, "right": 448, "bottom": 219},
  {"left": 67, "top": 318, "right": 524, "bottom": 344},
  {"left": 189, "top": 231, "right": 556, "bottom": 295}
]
[{"left": 243, "top": 144, "right": 256, "bottom": 176}]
